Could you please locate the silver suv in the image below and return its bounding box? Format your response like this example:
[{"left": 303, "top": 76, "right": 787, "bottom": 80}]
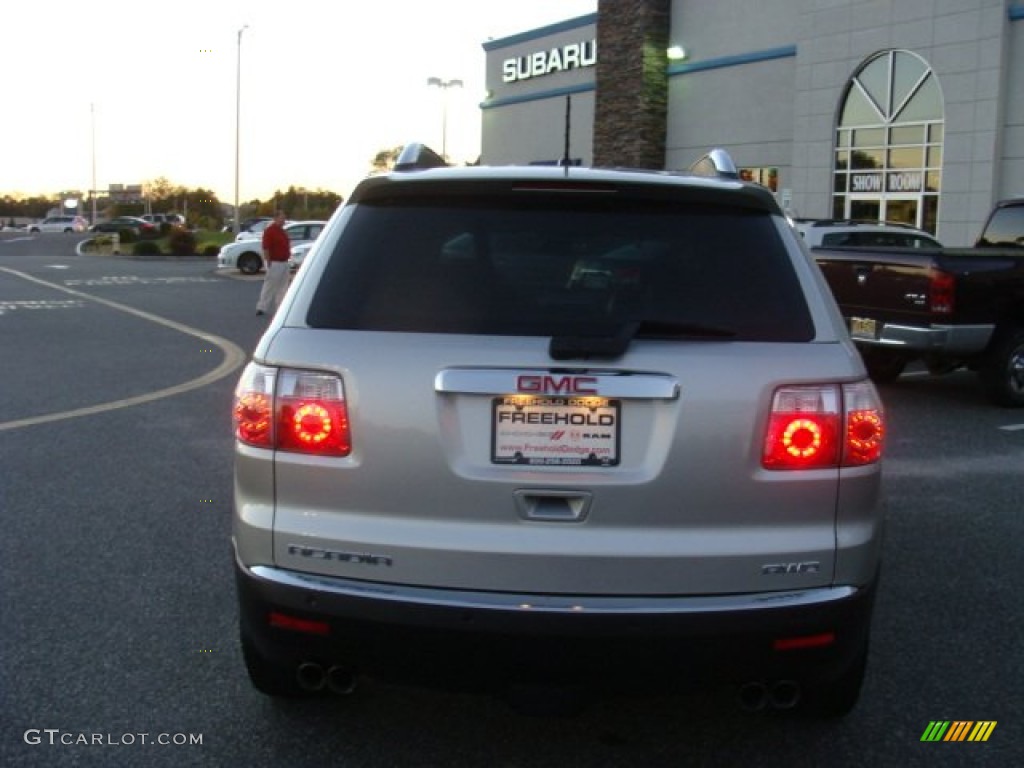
[
  {"left": 794, "top": 218, "right": 942, "bottom": 249},
  {"left": 232, "top": 146, "right": 886, "bottom": 716}
]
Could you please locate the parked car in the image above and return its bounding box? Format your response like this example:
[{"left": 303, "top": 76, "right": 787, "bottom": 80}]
[
  {"left": 287, "top": 241, "right": 316, "bottom": 271},
  {"left": 223, "top": 216, "right": 274, "bottom": 235},
  {"left": 90, "top": 216, "right": 157, "bottom": 237},
  {"left": 794, "top": 219, "right": 942, "bottom": 249},
  {"left": 142, "top": 213, "right": 186, "bottom": 228},
  {"left": 235, "top": 218, "right": 285, "bottom": 242},
  {"left": 231, "top": 145, "right": 886, "bottom": 716},
  {"left": 28, "top": 215, "right": 88, "bottom": 233},
  {"left": 217, "top": 220, "right": 326, "bottom": 274},
  {"left": 812, "top": 198, "right": 1024, "bottom": 404}
]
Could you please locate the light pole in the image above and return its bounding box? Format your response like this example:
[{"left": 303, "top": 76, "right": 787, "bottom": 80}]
[
  {"left": 234, "top": 24, "right": 249, "bottom": 235},
  {"left": 90, "top": 102, "right": 97, "bottom": 225},
  {"left": 426, "top": 77, "right": 463, "bottom": 161}
]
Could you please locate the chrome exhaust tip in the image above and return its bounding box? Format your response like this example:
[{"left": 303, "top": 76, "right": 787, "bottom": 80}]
[
  {"left": 769, "top": 680, "right": 801, "bottom": 710},
  {"left": 326, "top": 665, "right": 357, "bottom": 695},
  {"left": 737, "top": 681, "right": 768, "bottom": 712},
  {"left": 295, "top": 662, "right": 327, "bottom": 692}
]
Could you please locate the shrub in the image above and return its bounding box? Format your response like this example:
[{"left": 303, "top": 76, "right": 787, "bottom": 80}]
[
  {"left": 133, "top": 240, "right": 162, "bottom": 256},
  {"left": 117, "top": 228, "right": 138, "bottom": 244},
  {"left": 168, "top": 228, "right": 198, "bottom": 256},
  {"left": 202, "top": 244, "right": 221, "bottom": 256}
]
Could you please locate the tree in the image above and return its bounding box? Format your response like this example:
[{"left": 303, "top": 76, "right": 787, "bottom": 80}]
[
  {"left": 145, "top": 176, "right": 178, "bottom": 205},
  {"left": 262, "top": 187, "right": 343, "bottom": 220},
  {"left": 0, "top": 193, "right": 58, "bottom": 219},
  {"left": 371, "top": 146, "right": 403, "bottom": 173}
]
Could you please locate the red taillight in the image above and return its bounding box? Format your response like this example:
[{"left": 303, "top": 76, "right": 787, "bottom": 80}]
[
  {"left": 278, "top": 398, "right": 350, "bottom": 455},
  {"left": 773, "top": 632, "right": 836, "bottom": 651},
  {"left": 929, "top": 269, "right": 955, "bottom": 314},
  {"left": 762, "top": 382, "right": 884, "bottom": 470},
  {"left": 268, "top": 611, "right": 330, "bottom": 636},
  {"left": 234, "top": 392, "right": 273, "bottom": 446},
  {"left": 233, "top": 364, "right": 351, "bottom": 456}
]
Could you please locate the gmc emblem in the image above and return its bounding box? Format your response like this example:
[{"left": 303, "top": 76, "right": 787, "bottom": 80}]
[{"left": 517, "top": 375, "right": 598, "bottom": 394}]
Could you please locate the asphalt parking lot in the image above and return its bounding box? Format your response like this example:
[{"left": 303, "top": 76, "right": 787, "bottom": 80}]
[{"left": 1, "top": 233, "right": 1021, "bottom": 767}]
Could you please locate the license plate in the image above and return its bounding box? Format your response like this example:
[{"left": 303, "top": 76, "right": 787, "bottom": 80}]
[
  {"left": 849, "top": 316, "right": 877, "bottom": 339},
  {"left": 492, "top": 396, "right": 620, "bottom": 466}
]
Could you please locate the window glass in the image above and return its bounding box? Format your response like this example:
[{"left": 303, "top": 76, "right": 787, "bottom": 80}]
[
  {"left": 856, "top": 57, "right": 890, "bottom": 114},
  {"left": 308, "top": 194, "right": 814, "bottom": 342},
  {"left": 850, "top": 149, "right": 884, "bottom": 169},
  {"left": 889, "top": 125, "right": 924, "bottom": 145},
  {"left": 897, "top": 75, "right": 942, "bottom": 122},
  {"left": 834, "top": 50, "right": 943, "bottom": 235},
  {"left": 852, "top": 129, "right": 885, "bottom": 148},
  {"left": 977, "top": 205, "right": 1024, "bottom": 247},
  {"left": 891, "top": 55, "right": 928, "bottom": 113},
  {"left": 887, "top": 147, "right": 922, "bottom": 169},
  {"left": 839, "top": 86, "right": 882, "bottom": 126}
]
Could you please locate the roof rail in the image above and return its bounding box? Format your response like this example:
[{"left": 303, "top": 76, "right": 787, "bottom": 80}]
[
  {"left": 394, "top": 143, "right": 448, "bottom": 172},
  {"left": 689, "top": 148, "right": 738, "bottom": 179}
]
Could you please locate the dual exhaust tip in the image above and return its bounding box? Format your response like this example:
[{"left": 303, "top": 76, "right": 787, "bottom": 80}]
[
  {"left": 295, "top": 662, "right": 357, "bottom": 695},
  {"left": 296, "top": 664, "right": 800, "bottom": 709},
  {"left": 738, "top": 680, "right": 801, "bottom": 712}
]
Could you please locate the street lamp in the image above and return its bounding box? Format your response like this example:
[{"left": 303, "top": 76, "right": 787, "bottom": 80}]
[
  {"left": 90, "top": 102, "right": 97, "bottom": 225},
  {"left": 426, "top": 77, "right": 463, "bottom": 161},
  {"left": 234, "top": 24, "right": 249, "bottom": 235}
]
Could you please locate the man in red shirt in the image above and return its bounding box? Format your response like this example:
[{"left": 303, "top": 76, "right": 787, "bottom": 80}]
[{"left": 256, "top": 210, "right": 291, "bottom": 316}]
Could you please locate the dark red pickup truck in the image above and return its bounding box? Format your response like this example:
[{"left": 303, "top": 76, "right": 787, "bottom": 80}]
[{"left": 813, "top": 199, "right": 1024, "bottom": 406}]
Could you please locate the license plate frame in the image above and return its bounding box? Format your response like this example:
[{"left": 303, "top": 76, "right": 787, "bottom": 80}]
[
  {"left": 491, "top": 396, "right": 620, "bottom": 467},
  {"left": 849, "top": 316, "right": 878, "bottom": 340}
]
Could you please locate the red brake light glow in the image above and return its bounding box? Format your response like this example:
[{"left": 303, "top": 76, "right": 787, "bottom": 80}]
[
  {"left": 233, "top": 392, "right": 272, "bottom": 446},
  {"left": 763, "top": 382, "right": 883, "bottom": 470},
  {"left": 233, "top": 364, "right": 351, "bottom": 456},
  {"left": 928, "top": 269, "right": 955, "bottom": 314}
]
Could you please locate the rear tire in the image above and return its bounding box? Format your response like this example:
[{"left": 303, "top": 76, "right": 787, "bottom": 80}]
[
  {"left": 240, "top": 631, "right": 309, "bottom": 698},
  {"left": 979, "top": 327, "right": 1024, "bottom": 407},
  {"left": 859, "top": 348, "right": 907, "bottom": 383},
  {"left": 239, "top": 252, "right": 263, "bottom": 275},
  {"left": 799, "top": 634, "right": 869, "bottom": 718}
]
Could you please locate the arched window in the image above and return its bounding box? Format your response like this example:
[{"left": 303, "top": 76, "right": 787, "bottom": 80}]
[{"left": 833, "top": 50, "right": 944, "bottom": 233}]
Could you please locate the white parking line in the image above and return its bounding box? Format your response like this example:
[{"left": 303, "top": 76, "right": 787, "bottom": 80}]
[
  {"left": 0, "top": 267, "right": 246, "bottom": 432},
  {"left": 999, "top": 424, "right": 1024, "bottom": 432}
]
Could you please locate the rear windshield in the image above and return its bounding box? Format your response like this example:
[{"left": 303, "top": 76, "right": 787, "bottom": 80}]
[
  {"left": 977, "top": 204, "right": 1024, "bottom": 248},
  {"left": 821, "top": 231, "right": 940, "bottom": 248},
  {"left": 307, "top": 193, "right": 814, "bottom": 342}
]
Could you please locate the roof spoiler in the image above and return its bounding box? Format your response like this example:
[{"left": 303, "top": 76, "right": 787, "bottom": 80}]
[
  {"left": 393, "top": 143, "right": 448, "bottom": 172},
  {"left": 689, "top": 148, "right": 739, "bottom": 179}
]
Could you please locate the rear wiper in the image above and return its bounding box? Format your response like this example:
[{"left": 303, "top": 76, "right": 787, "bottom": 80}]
[{"left": 549, "top": 319, "right": 736, "bottom": 360}]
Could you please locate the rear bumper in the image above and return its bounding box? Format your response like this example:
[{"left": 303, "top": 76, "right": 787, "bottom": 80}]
[
  {"left": 235, "top": 547, "right": 877, "bottom": 692},
  {"left": 853, "top": 321, "right": 993, "bottom": 355}
]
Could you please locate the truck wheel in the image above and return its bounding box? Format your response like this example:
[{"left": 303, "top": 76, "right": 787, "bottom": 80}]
[
  {"left": 239, "top": 253, "right": 263, "bottom": 275},
  {"left": 859, "top": 348, "right": 906, "bottom": 383},
  {"left": 980, "top": 328, "right": 1024, "bottom": 407}
]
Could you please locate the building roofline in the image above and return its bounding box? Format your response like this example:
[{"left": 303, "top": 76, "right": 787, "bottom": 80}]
[{"left": 481, "top": 13, "right": 597, "bottom": 52}]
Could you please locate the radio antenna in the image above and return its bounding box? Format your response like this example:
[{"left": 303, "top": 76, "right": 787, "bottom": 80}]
[{"left": 562, "top": 94, "right": 571, "bottom": 175}]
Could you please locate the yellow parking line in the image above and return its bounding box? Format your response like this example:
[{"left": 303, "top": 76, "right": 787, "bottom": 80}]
[{"left": 0, "top": 267, "right": 246, "bottom": 432}]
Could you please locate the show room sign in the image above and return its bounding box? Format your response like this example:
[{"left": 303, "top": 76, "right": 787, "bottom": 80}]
[
  {"left": 850, "top": 172, "right": 924, "bottom": 193},
  {"left": 502, "top": 40, "right": 597, "bottom": 83}
]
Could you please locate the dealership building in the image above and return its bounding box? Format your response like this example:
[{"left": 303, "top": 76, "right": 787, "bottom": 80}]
[{"left": 481, "top": 0, "right": 1024, "bottom": 246}]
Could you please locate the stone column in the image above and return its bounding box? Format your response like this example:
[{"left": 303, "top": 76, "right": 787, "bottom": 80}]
[{"left": 593, "top": 0, "right": 671, "bottom": 169}]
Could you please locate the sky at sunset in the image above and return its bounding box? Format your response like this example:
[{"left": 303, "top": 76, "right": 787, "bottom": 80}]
[{"left": 0, "top": 0, "right": 596, "bottom": 204}]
